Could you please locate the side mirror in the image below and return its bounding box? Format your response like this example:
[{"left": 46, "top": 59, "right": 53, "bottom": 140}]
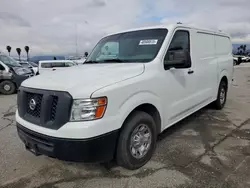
[
  {"left": 164, "top": 50, "right": 191, "bottom": 69},
  {"left": 84, "top": 52, "right": 88, "bottom": 57}
]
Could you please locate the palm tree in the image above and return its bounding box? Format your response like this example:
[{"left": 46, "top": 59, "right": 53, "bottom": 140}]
[
  {"left": 24, "top": 46, "right": 30, "bottom": 61},
  {"left": 243, "top": 44, "right": 247, "bottom": 55},
  {"left": 6, "top": 46, "right": 11, "bottom": 56},
  {"left": 237, "top": 47, "right": 241, "bottom": 54},
  {"left": 16, "top": 48, "right": 21, "bottom": 61}
]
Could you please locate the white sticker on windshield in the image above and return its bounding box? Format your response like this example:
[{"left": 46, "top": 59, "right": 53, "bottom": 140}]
[{"left": 139, "top": 39, "right": 158, "bottom": 45}]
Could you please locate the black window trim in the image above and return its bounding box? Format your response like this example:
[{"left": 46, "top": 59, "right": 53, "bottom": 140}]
[{"left": 163, "top": 29, "right": 191, "bottom": 70}]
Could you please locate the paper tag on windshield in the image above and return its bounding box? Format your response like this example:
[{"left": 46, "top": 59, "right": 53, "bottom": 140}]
[{"left": 139, "top": 39, "right": 158, "bottom": 45}]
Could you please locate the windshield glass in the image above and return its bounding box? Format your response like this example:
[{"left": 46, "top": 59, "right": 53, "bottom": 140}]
[
  {"left": 86, "top": 28, "right": 168, "bottom": 63},
  {"left": 0, "top": 55, "right": 22, "bottom": 67},
  {"left": 29, "top": 62, "right": 38, "bottom": 67},
  {"left": 20, "top": 63, "right": 29, "bottom": 68}
]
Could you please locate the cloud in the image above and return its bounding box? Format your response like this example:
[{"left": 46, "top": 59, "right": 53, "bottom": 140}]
[
  {"left": 0, "top": 0, "right": 249, "bottom": 56},
  {"left": 87, "top": 0, "right": 106, "bottom": 7},
  {"left": 0, "top": 12, "right": 31, "bottom": 27}
]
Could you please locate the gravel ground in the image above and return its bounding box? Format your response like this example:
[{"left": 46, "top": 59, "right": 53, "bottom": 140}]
[{"left": 0, "top": 64, "right": 250, "bottom": 188}]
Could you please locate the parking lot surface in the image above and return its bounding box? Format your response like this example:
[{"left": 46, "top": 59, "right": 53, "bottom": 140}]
[{"left": 1, "top": 65, "right": 250, "bottom": 188}]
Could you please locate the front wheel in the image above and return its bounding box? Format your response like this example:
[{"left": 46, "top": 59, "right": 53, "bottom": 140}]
[
  {"left": 116, "top": 111, "right": 157, "bottom": 170},
  {"left": 213, "top": 81, "right": 227, "bottom": 110},
  {"left": 0, "top": 80, "right": 16, "bottom": 95}
]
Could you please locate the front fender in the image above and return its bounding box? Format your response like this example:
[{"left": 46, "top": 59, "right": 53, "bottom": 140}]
[{"left": 117, "top": 91, "right": 164, "bottom": 130}]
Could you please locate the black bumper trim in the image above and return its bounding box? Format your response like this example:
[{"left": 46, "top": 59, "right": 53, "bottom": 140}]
[{"left": 17, "top": 123, "right": 119, "bottom": 163}]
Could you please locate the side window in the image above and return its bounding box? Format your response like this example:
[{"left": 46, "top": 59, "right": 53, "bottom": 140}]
[
  {"left": 41, "top": 63, "right": 52, "bottom": 68},
  {"left": 52, "top": 62, "right": 65, "bottom": 68},
  {"left": 164, "top": 30, "right": 190, "bottom": 68}
]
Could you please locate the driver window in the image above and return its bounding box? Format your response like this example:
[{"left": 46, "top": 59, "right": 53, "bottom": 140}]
[{"left": 164, "top": 30, "right": 190, "bottom": 64}]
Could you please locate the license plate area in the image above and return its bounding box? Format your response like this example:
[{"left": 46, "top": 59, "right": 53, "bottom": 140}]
[
  {"left": 18, "top": 129, "right": 41, "bottom": 156},
  {"left": 25, "top": 142, "right": 41, "bottom": 156}
]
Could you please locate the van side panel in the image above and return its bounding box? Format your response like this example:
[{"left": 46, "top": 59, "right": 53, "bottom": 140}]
[
  {"left": 215, "top": 35, "right": 233, "bottom": 91},
  {"left": 191, "top": 31, "right": 217, "bottom": 104}
]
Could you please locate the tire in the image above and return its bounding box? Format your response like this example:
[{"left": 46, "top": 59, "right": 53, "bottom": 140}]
[
  {"left": 213, "top": 80, "right": 227, "bottom": 110},
  {"left": 116, "top": 111, "right": 157, "bottom": 170},
  {"left": 0, "top": 80, "right": 16, "bottom": 95}
]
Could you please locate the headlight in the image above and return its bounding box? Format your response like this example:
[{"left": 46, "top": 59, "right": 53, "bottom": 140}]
[{"left": 70, "top": 97, "right": 107, "bottom": 121}]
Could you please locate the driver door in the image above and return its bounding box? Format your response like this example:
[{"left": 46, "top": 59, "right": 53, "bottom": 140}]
[{"left": 163, "top": 29, "right": 196, "bottom": 126}]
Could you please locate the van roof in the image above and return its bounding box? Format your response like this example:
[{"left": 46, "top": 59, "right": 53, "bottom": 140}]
[{"left": 106, "top": 23, "right": 230, "bottom": 38}]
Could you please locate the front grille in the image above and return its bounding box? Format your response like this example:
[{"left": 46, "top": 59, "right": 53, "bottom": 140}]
[
  {"left": 26, "top": 92, "right": 43, "bottom": 118},
  {"left": 17, "top": 87, "right": 73, "bottom": 130},
  {"left": 50, "top": 96, "right": 58, "bottom": 121}
]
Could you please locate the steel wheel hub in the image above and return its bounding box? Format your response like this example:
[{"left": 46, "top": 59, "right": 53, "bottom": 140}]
[
  {"left": 130, "top": 124, "right": 152, "bottom": 159},
  {"left": 4, "top": 84, "right": 11, "bottom": 91},
  {"left": 220, "top": 88, "right": 226, "bottom": 104}
]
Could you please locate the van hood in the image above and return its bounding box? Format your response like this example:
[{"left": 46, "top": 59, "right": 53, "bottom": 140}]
[{"left": 21, "top": 63, "right": 144, "bottom": 98}]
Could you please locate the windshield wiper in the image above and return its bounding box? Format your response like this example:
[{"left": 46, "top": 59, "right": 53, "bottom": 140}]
[
  {"left": 102, "top": 58, "right": 127, "bottom": 63},
  {"left": 84, "top": 60, "right": 99, "bottom": 64}
]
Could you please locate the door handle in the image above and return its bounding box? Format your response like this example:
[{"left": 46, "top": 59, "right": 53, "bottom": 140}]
[
  {"left": 52, "top": 69, "right": 56, "bottom": 71},
  {"left": 188, "top": 70, "right": 194, "bottom": 74}
]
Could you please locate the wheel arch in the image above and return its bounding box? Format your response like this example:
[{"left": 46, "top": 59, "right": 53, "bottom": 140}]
[
  {"left": 218, "top": 71, "right": 229, "bottom": 91},
  {"left": 118, "top": 92, "right": 163, "bottom": 135}
]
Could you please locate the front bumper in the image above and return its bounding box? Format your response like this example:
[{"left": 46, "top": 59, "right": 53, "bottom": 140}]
[{"left": 17, "top": 123, "right": 119, "bottom": 162}]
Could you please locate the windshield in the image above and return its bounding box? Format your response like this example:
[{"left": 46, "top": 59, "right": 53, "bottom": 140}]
[
  {"left": 29, "top": 62, "right": 38, "bottom": 67},
  {"left": 86, "top": 28, "right": 168, "bottom": 63},
  {"left": 20, "top": 63, "right": 30, "bottom": 68},
  {"left": 0, "top": 55, "right": 22, "bottom": 67}
]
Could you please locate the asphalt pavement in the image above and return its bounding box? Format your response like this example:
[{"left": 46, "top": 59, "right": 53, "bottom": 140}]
[{"left": 0, "top": 64, "right": 250, "bottom": 188}]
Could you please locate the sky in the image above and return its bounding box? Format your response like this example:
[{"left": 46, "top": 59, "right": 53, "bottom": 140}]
[{"left": 0, "top": 0, "right": 250, "bottom": 56}]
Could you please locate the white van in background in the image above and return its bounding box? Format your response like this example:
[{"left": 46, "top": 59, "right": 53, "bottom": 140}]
[
  {"left": 16, "top": 24, "right": 233, "bottom": 170},
  {"left": 38, "top": 60, "right": 77, "bottom": 75}
]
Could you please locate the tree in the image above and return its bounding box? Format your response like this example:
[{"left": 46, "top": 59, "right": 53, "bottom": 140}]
[
  {"left": 237, "top": 47, "right": 241, "bottom": 54},
  {"left": 16, "top": 48, "right": 21, "bottom": 61},
  {"left": 24, "top": 46, "right": 30, "bottom": 61},
  {"left": 243, "top": 44, "right": 247, "bottom": 54},
  {"left": 6, "top": 46, "right": 11, "bottom": 56}
]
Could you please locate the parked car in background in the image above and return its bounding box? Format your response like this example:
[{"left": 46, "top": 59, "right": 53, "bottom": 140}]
[
  {"left": 38, "top": 60, "right": 77, "bottom": 75},
  {"left": 29, "top": 55, "right": 66, "bottom": 64},
  {"left": 233, "top": 55, "right": 243, "bottom": 65},
  {"left": 72, "top": 57, "right": 86, "bottom": 64},
  {"left": 18, "top": 61, "right": 39, "bottom": 75},
  {"left": 241, "top": 56, "right": 250, "bottom": 62},
  {"left": 16, "top": 24, "right": 233, "bottom": 170},
  {"left": 0, "top": 53, "right": 33, "bottom": 94},
  {"left": 67, "top": 56, "right": 87, "bottom": 65}
]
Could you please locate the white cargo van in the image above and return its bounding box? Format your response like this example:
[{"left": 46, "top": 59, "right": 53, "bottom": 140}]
[{"left": 16, "top": 24, "right": 233, "bottom": 170}]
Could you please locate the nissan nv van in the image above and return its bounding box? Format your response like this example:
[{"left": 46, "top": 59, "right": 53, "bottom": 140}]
[{"left": 16, "top": 24, "right": 233, "bottom": 169}]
